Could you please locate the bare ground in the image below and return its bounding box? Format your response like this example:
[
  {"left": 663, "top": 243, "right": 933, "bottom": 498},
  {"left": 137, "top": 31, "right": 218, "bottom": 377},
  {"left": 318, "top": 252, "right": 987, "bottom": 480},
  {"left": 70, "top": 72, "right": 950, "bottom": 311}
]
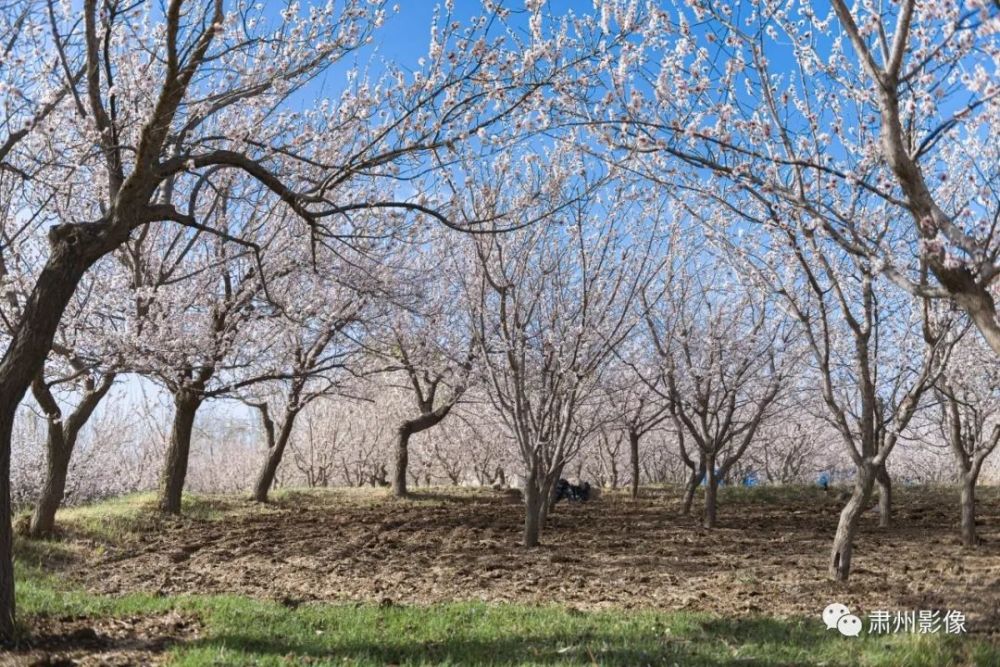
[
  {"left": 42, "top": 485, "right": 1000, "bottom": 637},
  {"left": 0, "top": 612, "right": 198, "bottom": 667}
]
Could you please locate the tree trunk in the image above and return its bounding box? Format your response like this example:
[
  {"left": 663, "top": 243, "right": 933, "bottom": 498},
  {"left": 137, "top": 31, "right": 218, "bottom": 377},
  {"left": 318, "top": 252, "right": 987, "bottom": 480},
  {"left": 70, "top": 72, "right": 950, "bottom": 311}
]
[
  {"left": 875, "top": 463, "right": 891, "bottom": 528},
  {"left": 252, "top": 411, "right": 298, "bottom": 503},
  {"left": 629, "top": 429, "right": 640, "bottom": 499},
  {"left": 29, "top": 375, "right": 114, "bottom": 537},
  {"left": 960, "top": 472, "right": 978, "bottom": 547},
  {"left": 159, "top": 391, "right": 202, "bottom": 514},
  {"left": 523, "top": 471, "right": 542, "bottom": 548},
  {"left": 392, "top": 403, "right": 457, "bottom": 498},
  {"left": 0, "top": 233, "right": 104, "bottom": 640},
  {"left": 539, "top": 466, "right": 562, "bottom": 527},
  {"left": 392, "top": 423, "right": 412, "bottom": 498},
  {"left": 703, "top": 455, "right": 718, "bottom": 529},
  {"left": 681, "top": 464, "right": 700, "bottom": 515},
  {"left": 0, "top": 407, "right": 16, "bottom": 642},
  {"left": 830, "top": 464, "right": 876, "bottom": 581},
  {"left": 29, "top": 430, "right": 71, "bottom": 539}
]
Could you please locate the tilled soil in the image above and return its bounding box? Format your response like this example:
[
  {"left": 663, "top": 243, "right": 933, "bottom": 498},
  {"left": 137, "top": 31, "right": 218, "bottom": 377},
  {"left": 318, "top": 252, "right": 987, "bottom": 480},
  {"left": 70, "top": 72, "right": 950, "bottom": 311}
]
[
  {"left": 11, "top": 485, "right": 1000, "bottom": 664},
  {"left": 72, "top": 487, "right": 1000, "bottom": 630}
]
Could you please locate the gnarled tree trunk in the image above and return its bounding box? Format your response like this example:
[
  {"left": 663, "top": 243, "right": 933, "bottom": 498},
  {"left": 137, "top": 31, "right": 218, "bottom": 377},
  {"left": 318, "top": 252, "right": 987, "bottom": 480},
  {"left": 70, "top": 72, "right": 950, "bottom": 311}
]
[
  {"left": 391, "top": 405, "right": 455, "bottom": 498},
  {"left": 252, "top": 407, "right": 298, "bottom": 503},
  {"left": 29, "top": 373, "right": 115, "bottom": 537},
  {"left": 159, "top": 390, "right": 203, "bottom": 514},
  {"left": 0, "top": 229, "right": 106, "bottom": 640},
  {"left": 30, "top": 426, "right": 71, "bottom": 538},
  {"left": 830, "top": 463, "right": 876, "bottom": 581}
]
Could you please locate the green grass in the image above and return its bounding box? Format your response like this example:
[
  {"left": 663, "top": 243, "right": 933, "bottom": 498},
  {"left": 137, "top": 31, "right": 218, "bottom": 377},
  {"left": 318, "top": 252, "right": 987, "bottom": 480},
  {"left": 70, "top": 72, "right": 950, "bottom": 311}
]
[
  {"left": 13, "top": 562, "right": 999, "bottom": 666},
  {"left": 29, "top": 492, "right": 260, "bottom": 544}
]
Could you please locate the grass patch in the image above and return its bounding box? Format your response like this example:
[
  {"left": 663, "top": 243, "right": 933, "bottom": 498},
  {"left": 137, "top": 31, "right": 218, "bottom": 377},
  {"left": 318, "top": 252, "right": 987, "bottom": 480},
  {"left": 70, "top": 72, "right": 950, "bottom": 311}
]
[
  {"left": 13, "top": 563, "right": 998, "bottom": 666},
  {"left": 47, "top": 492, "right": 255, "bottom": 543}
]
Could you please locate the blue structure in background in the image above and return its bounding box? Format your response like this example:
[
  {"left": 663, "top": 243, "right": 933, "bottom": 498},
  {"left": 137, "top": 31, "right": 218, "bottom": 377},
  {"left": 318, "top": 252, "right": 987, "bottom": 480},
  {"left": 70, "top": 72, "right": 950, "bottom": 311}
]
[
  {"left": 695, "top": 470, "right": 760, "bottom": 486},
  {"left": 696, "top": 470, "right": 726, "bottom": 487},
  {"left": 818, "top": 472, "right": 831, "bottom": 490}
]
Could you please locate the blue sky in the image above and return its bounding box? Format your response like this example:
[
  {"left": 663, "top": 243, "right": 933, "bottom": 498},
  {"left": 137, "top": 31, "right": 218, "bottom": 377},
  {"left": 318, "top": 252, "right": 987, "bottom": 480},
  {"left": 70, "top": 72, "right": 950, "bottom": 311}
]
[{"left": 290, "top": 0, "right": 599, "bottom": 104}]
